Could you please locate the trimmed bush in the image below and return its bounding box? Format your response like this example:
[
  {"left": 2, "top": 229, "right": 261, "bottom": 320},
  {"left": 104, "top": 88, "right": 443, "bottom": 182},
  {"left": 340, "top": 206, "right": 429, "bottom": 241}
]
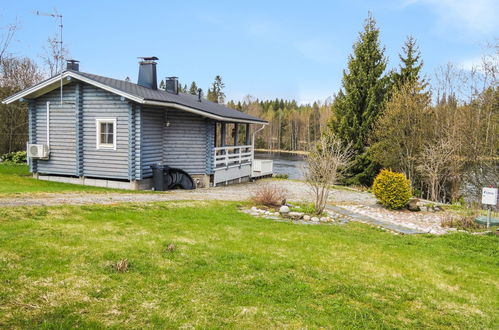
[
  {"left": 372, "top": 169, "right": 412, "bottom": 209},
  {"left": 0, "top": 151, "right": 27, "bottom": 164}
]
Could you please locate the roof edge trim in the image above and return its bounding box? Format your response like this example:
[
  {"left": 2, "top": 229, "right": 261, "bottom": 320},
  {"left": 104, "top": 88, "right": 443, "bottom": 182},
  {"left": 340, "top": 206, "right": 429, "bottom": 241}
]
[{"left": 143, "top": 100, "right": 268, "bottom": 124}]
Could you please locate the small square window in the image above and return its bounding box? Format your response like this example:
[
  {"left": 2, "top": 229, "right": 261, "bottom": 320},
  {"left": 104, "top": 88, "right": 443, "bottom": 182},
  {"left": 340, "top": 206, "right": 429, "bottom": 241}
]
[{"left": 96, "top": 118, "right": 116, "bottom": 150}]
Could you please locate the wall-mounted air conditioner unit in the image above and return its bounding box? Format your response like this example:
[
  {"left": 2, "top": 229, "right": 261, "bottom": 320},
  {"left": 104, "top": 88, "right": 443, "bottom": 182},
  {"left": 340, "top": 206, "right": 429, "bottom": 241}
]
[{"left": 27, "top": 144, "right": 50, "bottom": 159}]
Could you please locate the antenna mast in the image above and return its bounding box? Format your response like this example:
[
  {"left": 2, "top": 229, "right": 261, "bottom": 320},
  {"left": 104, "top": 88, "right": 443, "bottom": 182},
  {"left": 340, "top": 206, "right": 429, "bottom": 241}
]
[{"left": 36, "top": 10, "right": 64, "bottom": 105}]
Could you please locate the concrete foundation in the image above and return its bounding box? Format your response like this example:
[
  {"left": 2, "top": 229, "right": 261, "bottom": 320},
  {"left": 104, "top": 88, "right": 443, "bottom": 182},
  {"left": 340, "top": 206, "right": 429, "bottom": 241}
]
[{"left": 36, "top": 174, "right": 150, "bottom": 190}]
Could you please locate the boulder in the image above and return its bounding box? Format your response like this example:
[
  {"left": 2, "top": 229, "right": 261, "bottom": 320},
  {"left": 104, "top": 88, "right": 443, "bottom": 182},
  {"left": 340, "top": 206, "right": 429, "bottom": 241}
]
[
  {"left": 319, "top": 217, "right": 328, "bottom": 222},
  {"left": 303, "top": 215, "right": 311, "bottom": 221},
  {"left": 288, "top": 212, "right": 304, "bottom": 220},
  {"left": 279, "top": 205, "right": 290, "bottom": 216},
  {"left": 407, "top": 198, "right": 420, "bottom": 212},
  {"left": 311, "top": 217, "right": 319, "bottom": 222}
]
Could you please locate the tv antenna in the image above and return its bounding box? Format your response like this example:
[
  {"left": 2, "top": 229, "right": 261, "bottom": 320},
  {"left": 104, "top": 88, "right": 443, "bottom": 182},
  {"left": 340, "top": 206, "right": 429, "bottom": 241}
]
[{"left": 35, "top": 10, "right": 64, "bottom": 104}]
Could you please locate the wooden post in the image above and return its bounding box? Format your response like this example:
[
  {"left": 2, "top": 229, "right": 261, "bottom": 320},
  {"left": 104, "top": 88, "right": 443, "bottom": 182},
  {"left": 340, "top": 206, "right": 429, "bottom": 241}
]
[
  {"left": 245, "top": 123, "right": 251, "bottom": 145},
  {"left": 234, "top": 123, "right": 238, "bottom": 146},
  {"left": 221, "top": 123, "right": 226, "bottom": 147}
]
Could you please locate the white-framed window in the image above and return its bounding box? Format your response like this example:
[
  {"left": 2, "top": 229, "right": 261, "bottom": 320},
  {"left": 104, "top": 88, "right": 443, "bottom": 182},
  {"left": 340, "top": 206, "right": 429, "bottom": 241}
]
[{"left": 96, "top": 118, "right": 117, "bottom": 150}]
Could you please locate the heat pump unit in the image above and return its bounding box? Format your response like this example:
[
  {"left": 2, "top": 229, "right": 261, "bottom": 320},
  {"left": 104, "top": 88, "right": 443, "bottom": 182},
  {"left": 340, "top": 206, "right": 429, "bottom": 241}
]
[{"left": 27, "top": 144, "right": 50, "bottom": 159}]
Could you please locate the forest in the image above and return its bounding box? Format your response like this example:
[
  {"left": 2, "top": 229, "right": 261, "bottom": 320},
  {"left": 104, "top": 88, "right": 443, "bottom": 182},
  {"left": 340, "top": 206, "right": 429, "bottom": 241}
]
[{"left": 0, "top": 14, "right": 497, "bottom": 204}]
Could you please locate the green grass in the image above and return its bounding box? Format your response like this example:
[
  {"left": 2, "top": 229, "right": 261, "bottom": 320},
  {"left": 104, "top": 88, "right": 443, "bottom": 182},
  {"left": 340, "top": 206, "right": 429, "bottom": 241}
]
[
  {"left": 0, "top": 201, "right": 497, "bottom": 328},
  {"left": 0, "top": 164, "right": 138, "bottom": 195}
]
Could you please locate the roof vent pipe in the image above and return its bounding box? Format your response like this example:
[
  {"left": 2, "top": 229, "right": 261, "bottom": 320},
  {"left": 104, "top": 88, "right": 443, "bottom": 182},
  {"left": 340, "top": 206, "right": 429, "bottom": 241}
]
[
  {"left": 165, "top": 76, "right": 179, "bottom": 94},
  {"left": 66, "top": 59, "right": 79, "bottom": 71},
  {"left": 197, "top": 88, "right": 202, "bottom": 102},
  {"left": 137, "top": 56, "right": 158, "bottom": 90}
]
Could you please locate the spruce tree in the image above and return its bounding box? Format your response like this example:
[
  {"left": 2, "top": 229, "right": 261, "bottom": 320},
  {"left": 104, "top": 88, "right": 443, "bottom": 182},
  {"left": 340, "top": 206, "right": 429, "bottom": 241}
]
[
  {"left": 394, "top": 36, "right": 425, "bottom": 89},
  {"left": 207, "top": 75, "right": 226, "bottom": 104},
  {"left": 189, "top": 81, "right": 198, "bottom": 95},
  {"left": 329, "top": 13, "right": 388, "bottom": 186}
]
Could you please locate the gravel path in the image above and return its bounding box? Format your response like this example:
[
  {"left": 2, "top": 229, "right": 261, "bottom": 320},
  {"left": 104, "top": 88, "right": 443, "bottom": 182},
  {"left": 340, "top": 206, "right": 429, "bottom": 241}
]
[{"left": 0, "top": 180, "right": 375, "bottom": 207}]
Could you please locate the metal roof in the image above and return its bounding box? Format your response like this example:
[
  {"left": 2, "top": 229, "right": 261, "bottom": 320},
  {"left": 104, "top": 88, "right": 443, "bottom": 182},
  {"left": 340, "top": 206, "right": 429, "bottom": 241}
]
[{"left": 3, "top": 70, "right": 267, "bottom": 124}]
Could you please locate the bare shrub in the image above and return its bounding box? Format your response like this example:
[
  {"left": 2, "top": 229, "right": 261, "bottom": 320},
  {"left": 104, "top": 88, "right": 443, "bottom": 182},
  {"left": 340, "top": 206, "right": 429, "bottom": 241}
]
[
  {"left": 251, "top": 184, "right": 288, "bottom": 207},
  {"left": 111, "top": 259, "right": 129, "bottom": 273},
  {"left": 305, "top": 134, "right": 353, "bottom": 215}
]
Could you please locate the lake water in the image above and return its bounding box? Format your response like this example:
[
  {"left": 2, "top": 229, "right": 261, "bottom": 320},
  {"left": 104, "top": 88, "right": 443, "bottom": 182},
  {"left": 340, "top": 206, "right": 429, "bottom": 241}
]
[{"left": 254, "top": 151, "right": 306, "bottom": 180}]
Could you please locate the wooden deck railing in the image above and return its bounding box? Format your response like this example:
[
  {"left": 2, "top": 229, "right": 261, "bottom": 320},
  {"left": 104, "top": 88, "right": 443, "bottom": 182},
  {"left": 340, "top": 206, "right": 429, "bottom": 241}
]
[{"left": 214, "top": 145, "right": 253, "bottom": 169}]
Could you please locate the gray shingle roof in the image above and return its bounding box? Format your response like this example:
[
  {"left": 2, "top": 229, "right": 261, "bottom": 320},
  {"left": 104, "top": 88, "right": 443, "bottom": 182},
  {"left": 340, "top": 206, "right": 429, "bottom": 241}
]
[{"left": 74, "top": 71, "right": 266, "bottom": 124}]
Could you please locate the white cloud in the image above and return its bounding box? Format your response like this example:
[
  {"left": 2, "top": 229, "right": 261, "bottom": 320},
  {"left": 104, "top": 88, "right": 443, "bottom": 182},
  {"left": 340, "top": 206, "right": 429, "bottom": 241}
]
[
  {"left": 459, "top": 55, "right": 484, "bottom": 70},
  {"left": 404, "top": 0, "right": 499, "bottom": 35}
]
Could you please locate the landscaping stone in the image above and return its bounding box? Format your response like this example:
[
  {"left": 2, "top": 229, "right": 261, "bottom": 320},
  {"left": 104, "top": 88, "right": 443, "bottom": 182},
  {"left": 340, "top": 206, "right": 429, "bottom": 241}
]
[
  {"left": 311, "top": 217, "right": 319, "bottom": 222},
  {"left": 407, "top": 198, "right": 420, "bottom": 212},
  {"left": 279, "top": 205, "right": 290, "bottom": 215},
  {"left": 303, "top": 215, "right": 311, "bottom": 221},
  {"left": 288, "top": 211, "right": 304, "bottom": 220}
]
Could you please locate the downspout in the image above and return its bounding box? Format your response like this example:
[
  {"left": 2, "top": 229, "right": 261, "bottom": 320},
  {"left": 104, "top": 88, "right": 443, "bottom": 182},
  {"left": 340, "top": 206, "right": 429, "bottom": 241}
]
[
  {"left": 46, "top": 101, "right": 50, "bottom": 147},
  {"left": 251, "top": 124, "right": 266, "bottom": 164}
]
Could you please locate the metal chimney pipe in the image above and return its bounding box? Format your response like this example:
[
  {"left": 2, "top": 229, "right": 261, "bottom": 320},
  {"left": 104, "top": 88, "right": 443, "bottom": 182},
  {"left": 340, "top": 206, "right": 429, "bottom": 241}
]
[
  {"left": 197, "top": 88, "right": 202, "bottom": 102},
  {"left": 137, "top": 56, "right": 158, "bottom": 90}
]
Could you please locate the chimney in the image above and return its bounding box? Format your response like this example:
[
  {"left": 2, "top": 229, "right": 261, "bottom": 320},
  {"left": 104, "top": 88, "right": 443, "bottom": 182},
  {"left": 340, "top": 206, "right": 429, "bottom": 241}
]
[
  {"left": 197, "top": 88, "right": 202, "bottom": 102},
  {"left": 165, "top": 76, "right": 179, "bottom": 94},
  {"left": 137, "top": 56, "right": 158, "bottom": 90},
  {"left": 66, "top": 59, "right": 79, "bottom": 71}
]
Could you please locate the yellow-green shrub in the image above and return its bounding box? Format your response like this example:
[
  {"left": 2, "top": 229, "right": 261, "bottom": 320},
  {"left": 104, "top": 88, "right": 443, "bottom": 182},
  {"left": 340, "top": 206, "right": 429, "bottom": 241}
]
[{"left": 372, "top": 169, "right": 412, "bottom": 209}]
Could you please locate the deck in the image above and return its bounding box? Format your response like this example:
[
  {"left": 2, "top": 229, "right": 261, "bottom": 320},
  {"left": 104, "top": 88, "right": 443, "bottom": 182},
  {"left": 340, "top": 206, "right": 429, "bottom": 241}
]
[{"left": 213, "top": 145, "right": 273, "bottom": 186}]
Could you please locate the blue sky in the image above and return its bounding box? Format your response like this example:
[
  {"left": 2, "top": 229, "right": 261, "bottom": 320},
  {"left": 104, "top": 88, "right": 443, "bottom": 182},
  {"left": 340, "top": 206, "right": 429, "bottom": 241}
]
[{"left": 2, "top": 0, "right": 498, "bottom": 104}]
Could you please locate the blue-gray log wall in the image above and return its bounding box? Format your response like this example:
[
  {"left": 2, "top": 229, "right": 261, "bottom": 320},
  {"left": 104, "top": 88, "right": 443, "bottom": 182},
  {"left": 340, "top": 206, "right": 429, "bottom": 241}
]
[
  {"left": 30, "top": 83, "right": 214, "bottom": 181},
  {"left": 81, "top": 84, "right": 130, "bottom": 179},
  {"left": 140, "top": 107, "right": 214, "bottom": 178},
  {"left": 34, "top": 85, "right": 77, "bottom": 175}
]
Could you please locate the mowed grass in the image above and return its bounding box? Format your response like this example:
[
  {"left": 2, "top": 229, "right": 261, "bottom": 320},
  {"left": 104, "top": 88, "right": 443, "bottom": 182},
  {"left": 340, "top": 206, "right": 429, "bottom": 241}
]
[
  {"left": 0, "top": 164, "right": 133, "bottom": 195},
  {"left": 0, "top": 201, "right": 497, "bottom": 328}
]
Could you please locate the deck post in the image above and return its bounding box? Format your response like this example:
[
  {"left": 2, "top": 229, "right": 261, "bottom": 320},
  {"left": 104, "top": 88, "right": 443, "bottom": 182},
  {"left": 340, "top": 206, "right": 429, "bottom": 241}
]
[
  {"left": 221, "top": 123, "right": 226, "bottom": 147},
  {"left": 234, "top": 123, "right": 238, "bottom": 146},
  {"left": 245, "top": 123, "right": 250, "bottom": 145}
]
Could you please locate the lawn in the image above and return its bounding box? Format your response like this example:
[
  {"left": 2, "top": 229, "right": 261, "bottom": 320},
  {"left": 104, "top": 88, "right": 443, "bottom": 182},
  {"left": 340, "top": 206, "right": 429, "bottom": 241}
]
[
  {"left": 0, "top": 201, "right": 497, "bottom": 328},
  {"left": 0, "top": 164, "right": 134, "bottom": 195}
]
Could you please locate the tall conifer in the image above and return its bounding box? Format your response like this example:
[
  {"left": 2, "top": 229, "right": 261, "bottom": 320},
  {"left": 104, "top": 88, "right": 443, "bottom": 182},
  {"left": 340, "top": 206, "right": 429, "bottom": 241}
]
[{"left": 330, "top": 13, "right": 388, "bottom": 185}]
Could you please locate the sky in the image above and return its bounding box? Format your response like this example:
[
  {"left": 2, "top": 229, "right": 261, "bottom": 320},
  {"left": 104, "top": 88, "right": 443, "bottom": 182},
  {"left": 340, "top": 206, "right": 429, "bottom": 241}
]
[{"left": 1, "top": 0, "right": 498, "bottom": 104}]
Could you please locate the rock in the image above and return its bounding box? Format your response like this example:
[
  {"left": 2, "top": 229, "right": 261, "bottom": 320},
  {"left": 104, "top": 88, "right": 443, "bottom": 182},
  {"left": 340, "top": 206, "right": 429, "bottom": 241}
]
[
  {"left": 420, "top": 206, "right": 427, "bottom": 212},
  {"left": 279, "top": 205, "right": 290, "bottom": 215},
  {"left": 434, "top": 205, "right": 443, "bottom": 212},
  {"left": 251, "top": 206, "right": 258, "bottom": 212},
  {"left": 303, "top": 215, "right": 311, "bottom": 221},
  {"left": 407, "top": 198, "right": 420, "bottom": 212},
  {"left": 250, "top": 212, "right": 259, "bottom": 216},
  {"left": 311, "top": 217, "right": 319, "bottom": 222},
  {"left": 319, "top": 217, "right": 327, "bottom": 222},
  {"left": 288, "top": 212, "right": 304, "bottom": 220},
  {"left": 274, "top": 212, "right": 280, "bottom": 216}
]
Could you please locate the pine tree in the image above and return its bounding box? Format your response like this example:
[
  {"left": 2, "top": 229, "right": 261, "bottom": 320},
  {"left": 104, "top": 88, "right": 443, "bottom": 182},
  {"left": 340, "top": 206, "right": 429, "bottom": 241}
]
[
  {"left": 394, "top": 36, "right": 426, "bottom": 89},
  {"left": 329, "top": 13, "right": 388, "bottom": 186},
  {"left": 189, "top": 81, "right": 198, "bottom": 95},
  {"left": 207, "top": 75, "right": 226, "bottom": 104}
]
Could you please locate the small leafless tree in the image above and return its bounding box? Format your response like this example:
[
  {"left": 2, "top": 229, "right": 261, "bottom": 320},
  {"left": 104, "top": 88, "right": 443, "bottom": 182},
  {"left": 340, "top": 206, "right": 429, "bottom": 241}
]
[
  {"left": 0, "top": 56, "right": 44, "bottom": 154},
  {"left": 41, "top": 35, "right": 68, "bottom": 76},
  {"left": 0, "top": 21, "right": 17, "bottom": 63},
  {"left": 305, "top": 134, "right": 353, "bottom": 214}
]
